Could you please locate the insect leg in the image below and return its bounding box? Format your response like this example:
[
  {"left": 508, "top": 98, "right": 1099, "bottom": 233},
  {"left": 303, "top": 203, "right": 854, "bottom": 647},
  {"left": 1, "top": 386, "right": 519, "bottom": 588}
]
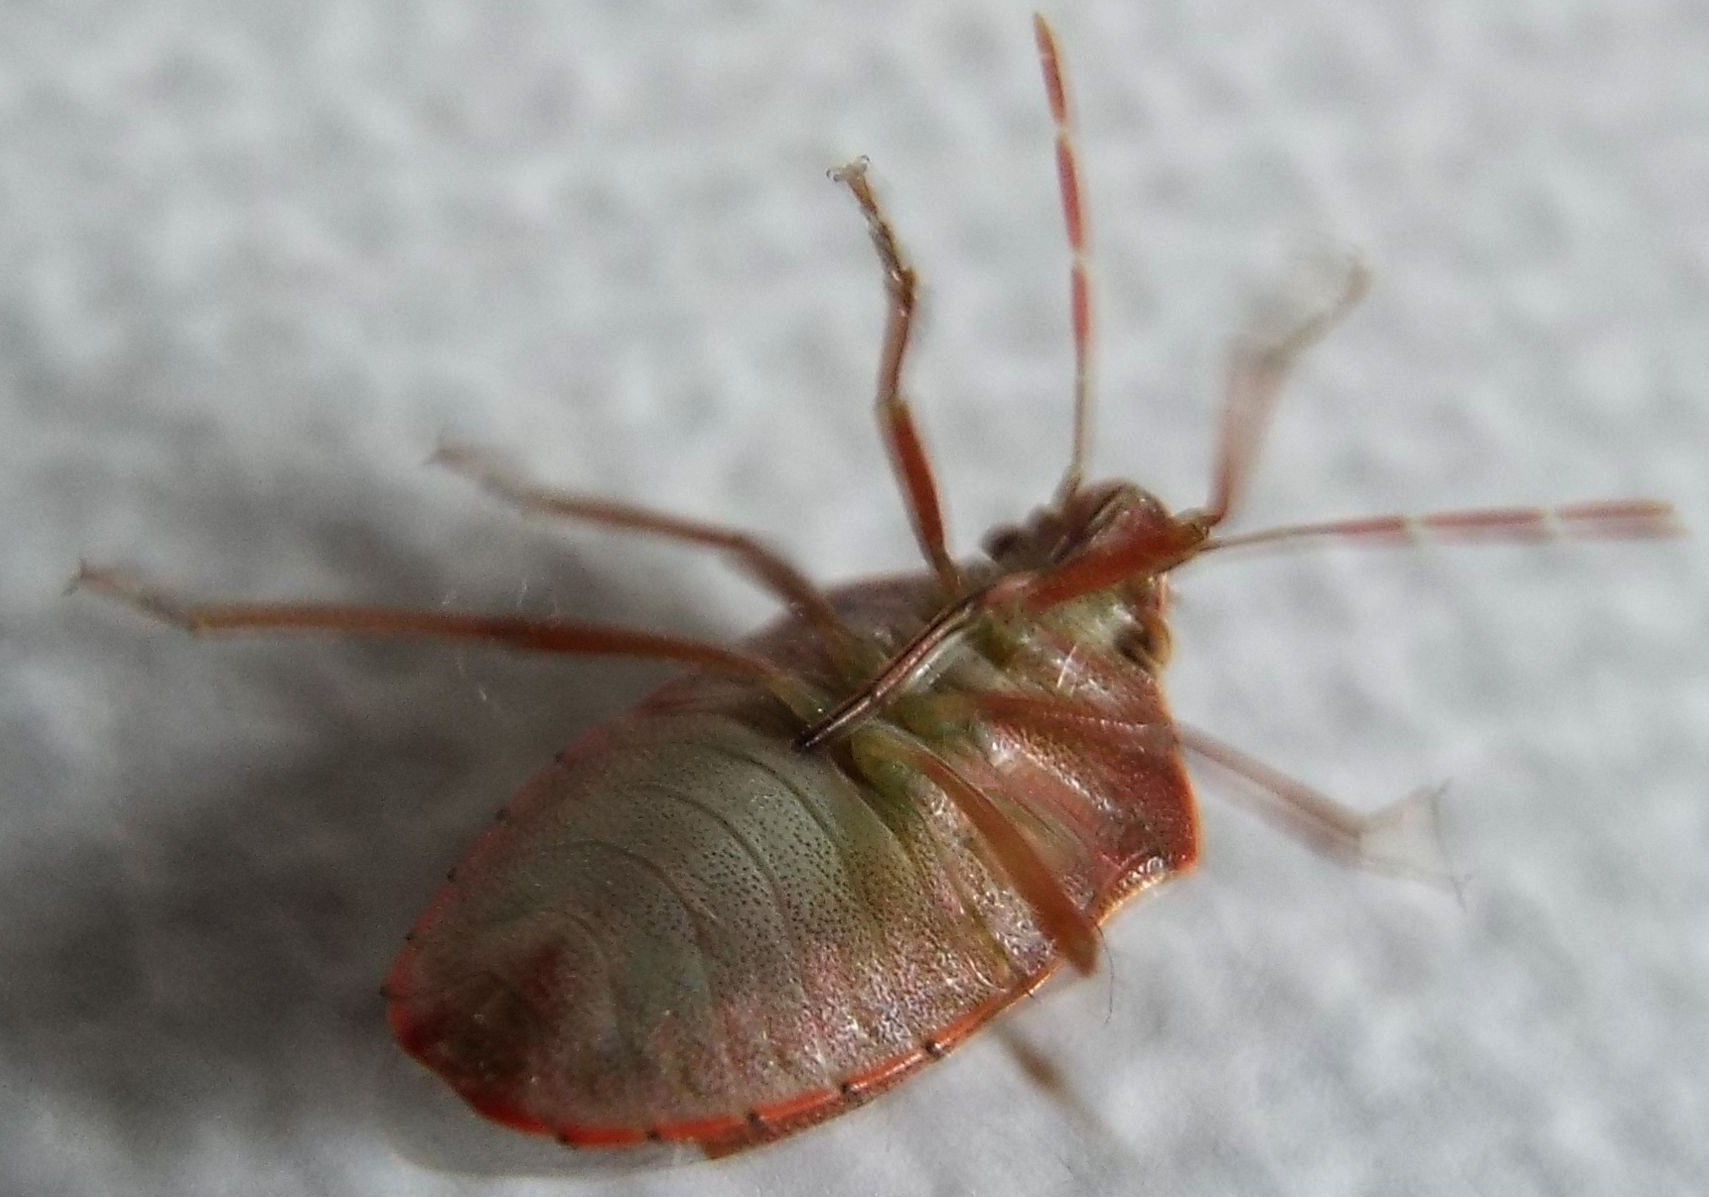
[
  {"left": 831, "top": 159, "right": 962, "bottom": 597},
  {"left": 1202, "top": 245, "right": 1372, "bottom": 527},
  {"left": 1175, "top": 722, "right": 1458, "bottom": 893},
  {"left": 1033, "top": 14, "right": 1096, "bottom": 502},
  {"left": 799, "top": 546, "right": 1190, "bottom": 751},
  {"left": 430, "top": 444, "right": 866, "bottom": 671},
  {"left": 935, "top": 690, "right": 1179, "bottom": 755},
  {"left": 72, "top": 564, "right": 799, "bottom": 694},
  {"left": 1006, "top": 520, "right": 1207, "bottom": 613},
  {"left": 854, "top": 724, "right": 1101, "bottom": 974}
]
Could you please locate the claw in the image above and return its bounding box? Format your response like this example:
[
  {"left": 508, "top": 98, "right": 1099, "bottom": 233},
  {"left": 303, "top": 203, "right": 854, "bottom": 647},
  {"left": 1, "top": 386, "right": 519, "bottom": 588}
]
[
  {"left": 1354, "top": 782, "right": 1464, "bottom": 902},
  {"left": 69, "top": 564, "right": 195, "bottom": 629}
]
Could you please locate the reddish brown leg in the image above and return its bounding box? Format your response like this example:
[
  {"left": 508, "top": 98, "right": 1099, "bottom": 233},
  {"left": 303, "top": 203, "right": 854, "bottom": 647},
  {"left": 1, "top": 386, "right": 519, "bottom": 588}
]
[
  {"left": 1007, "top": 520, "right": 1208, "bottom": 613},
  {"left": 430, "top": 444, "right": 863, "bottom": 670},
  {"left": 929, "top": 689, "right": 1457, "bottom": 890},
  {"left": 1015, "top": 496, "right": 1680, "bottom": 615},
  {"left": 796, "top": 498, "right": 1680, "bottom": 749},
  {"left": 797, "top": 534, "right": 1196, "bottom": 750},
  {"left": 1187, "top": 243, "right": 1676, "bottom": 553},
  {"left": 940, "top": 690, "right": 1178, "bottom": 755},
  {"left": 1034, "top": 15, "right": 1096, "bottom": 501},
  {"left": 832, "top": 159, "right": 961, "bottom": 597},
  {"left": 1202, "top": 246, "right": 1371, "bottom": 526},
  {"left": 72, "top": 564, "right": 789, "bottom": 691},
  {"left": 854, "top": 724, "right": 1100, "bottom": 974},
  {"left": 1176, "top": 724, "right": 1458, "bottom": 892}
]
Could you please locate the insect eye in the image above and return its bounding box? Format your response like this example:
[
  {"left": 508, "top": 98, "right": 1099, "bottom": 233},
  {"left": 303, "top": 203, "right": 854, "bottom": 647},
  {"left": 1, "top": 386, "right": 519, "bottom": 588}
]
[
  {"left": 1091, "top": 498, "right": 1126, "bottom": 531},
  {"left": 982, "top": 526, "right": 1024, "bottom": 559},
  {"left": 1117, "top": 625, "right": 1153, "bottom": 662},
  {"left": 1116, "top": 610, "right": 1172, "bottom": 668}
]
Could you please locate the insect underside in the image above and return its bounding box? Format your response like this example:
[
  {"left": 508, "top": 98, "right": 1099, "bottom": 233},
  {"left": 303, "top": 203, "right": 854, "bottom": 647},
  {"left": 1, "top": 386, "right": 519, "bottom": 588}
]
[{"left": 78, "top": 15, "right": 1676, "bottom": 1159}]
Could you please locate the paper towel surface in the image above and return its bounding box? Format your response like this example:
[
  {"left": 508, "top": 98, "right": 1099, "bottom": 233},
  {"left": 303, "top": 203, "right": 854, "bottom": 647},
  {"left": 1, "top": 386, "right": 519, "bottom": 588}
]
[{"left": 4, "top": 3, "right": 1705, "bottom": 1195}]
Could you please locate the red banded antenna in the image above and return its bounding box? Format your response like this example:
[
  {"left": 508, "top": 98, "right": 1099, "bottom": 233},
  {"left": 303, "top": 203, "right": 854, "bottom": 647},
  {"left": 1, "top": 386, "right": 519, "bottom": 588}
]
[{"left": 1035, "top": 14, "right": 1095, "bottom": 501}]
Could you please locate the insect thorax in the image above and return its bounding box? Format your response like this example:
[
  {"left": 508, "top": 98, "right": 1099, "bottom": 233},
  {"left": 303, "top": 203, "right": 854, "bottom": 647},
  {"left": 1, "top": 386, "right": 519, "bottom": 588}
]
[
  {"left": 975, "top": 480, "right": 1179, "bottom": 674},
  {"left": 980, "top": 480, "right": 1171, "bottom": 572}
]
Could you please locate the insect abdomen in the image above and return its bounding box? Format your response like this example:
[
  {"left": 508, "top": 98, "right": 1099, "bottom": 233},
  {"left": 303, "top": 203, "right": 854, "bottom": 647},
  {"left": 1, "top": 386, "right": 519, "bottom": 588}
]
[
  {"left": 386, "top": 573, "right": 1197, "bottom": 1146},
  {"left": 386, "top": 712, "right": 1050, "bottom": 1139}
]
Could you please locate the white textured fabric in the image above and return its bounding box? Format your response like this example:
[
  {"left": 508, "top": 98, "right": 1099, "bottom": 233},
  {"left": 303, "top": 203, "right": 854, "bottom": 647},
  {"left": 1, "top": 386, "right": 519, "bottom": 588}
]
[{"left": 4, "top": 3, "right": 1705, "bottom": 1195}]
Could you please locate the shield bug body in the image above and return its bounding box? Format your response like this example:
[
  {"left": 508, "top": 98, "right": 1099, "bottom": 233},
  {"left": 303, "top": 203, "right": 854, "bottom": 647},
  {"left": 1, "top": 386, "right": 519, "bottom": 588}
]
[{"left": 78, "top": 16, "right": 1677, "bottom": 1159}]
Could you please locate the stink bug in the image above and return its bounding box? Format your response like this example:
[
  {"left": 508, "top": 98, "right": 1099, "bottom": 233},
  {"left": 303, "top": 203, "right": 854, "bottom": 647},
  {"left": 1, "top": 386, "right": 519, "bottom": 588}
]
[{"left": 75, "top": 14, "right": 1677, "bottom": 1160}]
